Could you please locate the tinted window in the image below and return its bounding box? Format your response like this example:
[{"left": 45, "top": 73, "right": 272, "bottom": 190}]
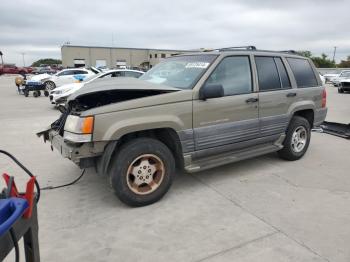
[
  {"left": 255, "top": 56, "right": 281, "bottom": 91},
  {"left": 125, "top": 71, "right": 143, "bottom": 78},
  {"left": 287, "top": 58, "right": 318, "bottom": 88},
  {"left": 110, "top": 71, "right": 124, "bottom": 77},
  {"left": 57, "top": 70, "right": 74, "bottom": 76},
  {"left": 74, "top": 70, "right": 87, "bottom": 75},
  {"left": 206, "top": 56, "right": 252, "bottom": 96},
  {"left": 274, "top": 58, "right": 291, "bottom": 88}
]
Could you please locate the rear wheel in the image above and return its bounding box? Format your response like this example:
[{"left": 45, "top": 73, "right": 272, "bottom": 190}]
[
  {"left": 109, "top": 137, "right": 175, "bottom": 207},
  {"left": 278, "top": 116, "right": 311, "bottom": 161}
]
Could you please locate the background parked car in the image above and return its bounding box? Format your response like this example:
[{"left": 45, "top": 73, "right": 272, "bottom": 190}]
[
  {"left": 49, "top": 69, "right": 144, "bottom": 105},
  {"left": 331, "top": 70, "right": 350, "bottom": 87},
  {"left": 40, "top": 67, "right": 100, "bottom": 90},
  {"left": 0, "top": 64, "right": 33, "bottom": 75},
  {"left": 323, "top": 73, "right": 339, "bottom": 83},
  {"left": 31, "top": 66, "right": 57, "bottom": 75},
  {"left": 338, "top": 79, "right": 350, "bottom": 93}
]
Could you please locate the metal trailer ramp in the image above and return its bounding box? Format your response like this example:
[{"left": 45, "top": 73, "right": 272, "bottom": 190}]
[{"left": 319, "top": 121, "right": 350, "bottom": 139}]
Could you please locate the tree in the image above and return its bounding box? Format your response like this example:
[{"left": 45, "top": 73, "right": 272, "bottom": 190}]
[
  {"left": 338, "top": 56, "right": 350, "bottom": 68},
  {"left": 297, "top": 50, "right": 312, "bottom": 58},
  {"left": 311, "top": 53, "right": 335, "bottom": 68},
  {"left": 297, "top": 51, "right": 335, "bottom": 68},
  {"left": 31, "top": 58, "right": 62, "bottom": 67}
]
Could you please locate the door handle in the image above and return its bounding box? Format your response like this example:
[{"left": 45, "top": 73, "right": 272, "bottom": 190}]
[
  {"left": 286, "top": 92, "right": 297, "bottom": 97},
  {"left": 245, "top": 97, "right": 259, "bottom": 103}
]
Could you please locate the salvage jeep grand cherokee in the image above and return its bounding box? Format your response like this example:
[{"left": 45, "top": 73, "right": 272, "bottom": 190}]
[{"left": 38, "top": 46, "right": 327, "bottom": 207}]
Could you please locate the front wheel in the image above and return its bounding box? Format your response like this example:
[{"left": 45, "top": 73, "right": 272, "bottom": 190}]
[
  {"left": 338, "top": 88, "right": 344, "bottom": 93},
  {"left": 45, "top": 81, "right": 56, "bottom": 90},
  {"left": 109, "top": 137, "right": 175, "bottom": 207},
  {"left": 278, "top": 116, "right": 311, "bottom": 161}
]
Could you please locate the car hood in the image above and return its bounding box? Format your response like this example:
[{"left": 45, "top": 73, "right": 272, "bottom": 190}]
[
  {"left": 69, "top": 77, "right": 180, "bottom": 101},
  {"left": 28, "top": 73, "right": 51, "bottom": 81},
  {"left": 54, "top": 82, "right": 84, "bottom": 92},
  {"left": 67, "top": 77, "right": 188, "bottom": 115}
]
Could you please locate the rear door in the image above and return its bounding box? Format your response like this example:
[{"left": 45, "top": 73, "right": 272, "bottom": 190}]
[
  {"left": 254, "top": 56, "right": 295, "bottom": 139},
  {"left": 193, "top": 55, "right": 259, "bottom": 151}
]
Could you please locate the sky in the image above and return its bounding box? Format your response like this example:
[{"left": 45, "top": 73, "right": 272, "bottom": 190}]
[{"left": 1, "top": 0, "right": 349, "bottom": 66}]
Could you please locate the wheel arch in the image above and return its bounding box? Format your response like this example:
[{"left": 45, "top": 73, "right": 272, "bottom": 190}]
[
  {"left": 292, "top": 109, "right": 314, "bottom": 128},
  {"left": 96, "top": 127, "right": 184, "bottom": 176}
]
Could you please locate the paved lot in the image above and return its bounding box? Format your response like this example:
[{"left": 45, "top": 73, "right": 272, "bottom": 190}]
[{"left": 1, "top": 75, "right": 349, "bottom": 262}]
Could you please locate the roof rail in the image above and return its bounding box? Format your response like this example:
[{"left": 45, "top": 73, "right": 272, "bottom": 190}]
[
  {"left": 217, "top": 46, "right": 257, "bottom": 51},
  {"left": 279, "top": 50, "right": 297, "bottom": 54}
]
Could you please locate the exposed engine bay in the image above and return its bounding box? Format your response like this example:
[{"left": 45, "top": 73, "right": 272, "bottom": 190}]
[{"left": 68, "top": 89, "right": 174, "bottom": 113}]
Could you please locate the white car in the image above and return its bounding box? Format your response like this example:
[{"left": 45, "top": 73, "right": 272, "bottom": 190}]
[
  {"left": 331, "top": 70, "right": 350, "bottom": 87},
  {"left": 41, "top": 68, "right": 100, "bottom": 90},
  {"left": 319, "top": 74, "right": 325, "bottom": 85},
  {"left": 323, "top": 73, "right": 339, "bottom": 83},
  {"left": 49, "top": 69, "right": 144, "bottom": 105}
]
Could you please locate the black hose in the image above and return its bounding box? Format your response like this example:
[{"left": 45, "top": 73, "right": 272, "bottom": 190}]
[
  {"left": 0, "top": 150, "right": 40, "bottom": 203},
  {"left": 9, "top": 228, "right": 19, "bottom": 262},
  {"left": 41, "top": 169, "right": 85, "bottom": 190}
]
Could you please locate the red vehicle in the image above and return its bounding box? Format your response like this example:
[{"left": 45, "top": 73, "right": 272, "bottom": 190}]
[{"left": 0, "top": 64, "right": 33, "bottom": 75}]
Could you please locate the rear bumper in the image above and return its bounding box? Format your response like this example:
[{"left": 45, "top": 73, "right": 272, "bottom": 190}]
[{"left": 314, "top": 108, "right": 328, "bottom": 127}]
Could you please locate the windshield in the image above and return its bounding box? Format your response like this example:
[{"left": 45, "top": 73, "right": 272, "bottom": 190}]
[
  {"left": 339, "top": 71, "right": 350, "bottom": 77},
  {"left": 140, "top": 55, "right": 217, "bottom": 89}
]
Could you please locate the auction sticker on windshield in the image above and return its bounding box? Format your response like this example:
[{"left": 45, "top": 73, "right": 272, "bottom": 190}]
[{"left": 185, "top": 62, "right": 210, "bottom": 69}]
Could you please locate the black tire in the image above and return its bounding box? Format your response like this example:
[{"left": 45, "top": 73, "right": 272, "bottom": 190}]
[
  {"left": 278, "top": 116, "right": 311, "bottom": 161},
  {"left": 33, "top": 91, "right": 39, "bottom": 97},
  {"left": 338, "top": 88, "right": 344, "bottom": 93},
  {"left": 109, "top": 137, "right": 175, "bottom": 207},
  {"left": 44, "top": 90, "right": 49, "bottom": 97},
  {"left": 23, "top": 90, "right": 29, "bottom": 97},
  {"left": 45, "top": 81, "right": 56, "bottom": 90}
]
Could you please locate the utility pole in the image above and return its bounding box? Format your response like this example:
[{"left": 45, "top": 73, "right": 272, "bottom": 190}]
[
  {"left": 21, "top": 52, "right": 26, "bottom": 67},
  {"left": 0, "top": 51, "right": 3, "bottom": 66},
  {"left": 332, "top": 46, "right": 337, "bottom": 63}
]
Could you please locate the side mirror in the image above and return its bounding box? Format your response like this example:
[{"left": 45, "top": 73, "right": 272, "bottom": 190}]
[{"left": 199, "top": 84, "right": 224, "bottom": 100}]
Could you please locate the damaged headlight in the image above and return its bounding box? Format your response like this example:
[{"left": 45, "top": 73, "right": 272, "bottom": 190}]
[{"left": 63, "top": 115, "right": 94, "bottom": 142}]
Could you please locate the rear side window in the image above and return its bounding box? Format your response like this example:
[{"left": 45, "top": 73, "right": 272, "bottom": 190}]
[
  {"left": 125, "top": 71, "right": 143, "bottom": 78},
  {"left": 255, "top": 56, "right": 281, "bottom": 91},
  {"left": 274, "top": 58, "right": 291, "bottom": 88},
  {"left": 287, "top": 58, "right": 318, "bottom": 88}
]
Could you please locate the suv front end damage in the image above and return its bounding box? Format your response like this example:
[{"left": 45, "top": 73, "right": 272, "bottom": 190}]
[{"left": 37, "top": 108, "right": 108, "bottom": 168}]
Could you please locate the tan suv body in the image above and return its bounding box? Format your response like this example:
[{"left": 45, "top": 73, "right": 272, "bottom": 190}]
[{"left": 39, "top": 47, "right": 327, "bottom": 206}]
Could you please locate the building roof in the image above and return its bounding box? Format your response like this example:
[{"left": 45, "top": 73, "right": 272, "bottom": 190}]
[{"left": 61, "top": 45, "right": 195, "bottom": 52}]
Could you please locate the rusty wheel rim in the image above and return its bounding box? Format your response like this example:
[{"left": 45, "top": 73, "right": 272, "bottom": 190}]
[{"left": 126, "top": 154, "right": 165, "bottom": 195}]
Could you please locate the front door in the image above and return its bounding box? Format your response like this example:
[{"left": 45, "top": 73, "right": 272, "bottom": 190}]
[{"left": 193, "top": 55, "right": 259, "bottom": 151}]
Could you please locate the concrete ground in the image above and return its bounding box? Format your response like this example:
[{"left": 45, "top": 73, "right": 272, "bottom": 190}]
[{"left": 0, "top": 75, "right": 349, "bottom": 262}]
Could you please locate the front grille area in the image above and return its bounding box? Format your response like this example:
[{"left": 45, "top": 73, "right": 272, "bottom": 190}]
[{"left": 341, "top": 82, "right": 350, "bottom": 88}]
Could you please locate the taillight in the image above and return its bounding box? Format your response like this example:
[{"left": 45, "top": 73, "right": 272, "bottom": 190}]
[{"left": 322, "top": 89, "right": 327, "bottom": 108}]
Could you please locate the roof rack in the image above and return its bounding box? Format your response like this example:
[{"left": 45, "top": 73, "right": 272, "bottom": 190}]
[
  {"left": 217, "top": 46, "right": 257, "bottom": 51},
  {"left": 279, "top": 50, "right": 297, "bottom": 54},
  {"left": 202, "top": 47, "right": 301, "bottom": 55}
]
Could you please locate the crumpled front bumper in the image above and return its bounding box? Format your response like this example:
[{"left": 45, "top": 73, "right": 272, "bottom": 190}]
[{"left": 37, "top": 128, "right": 107, "bottom": 168}]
